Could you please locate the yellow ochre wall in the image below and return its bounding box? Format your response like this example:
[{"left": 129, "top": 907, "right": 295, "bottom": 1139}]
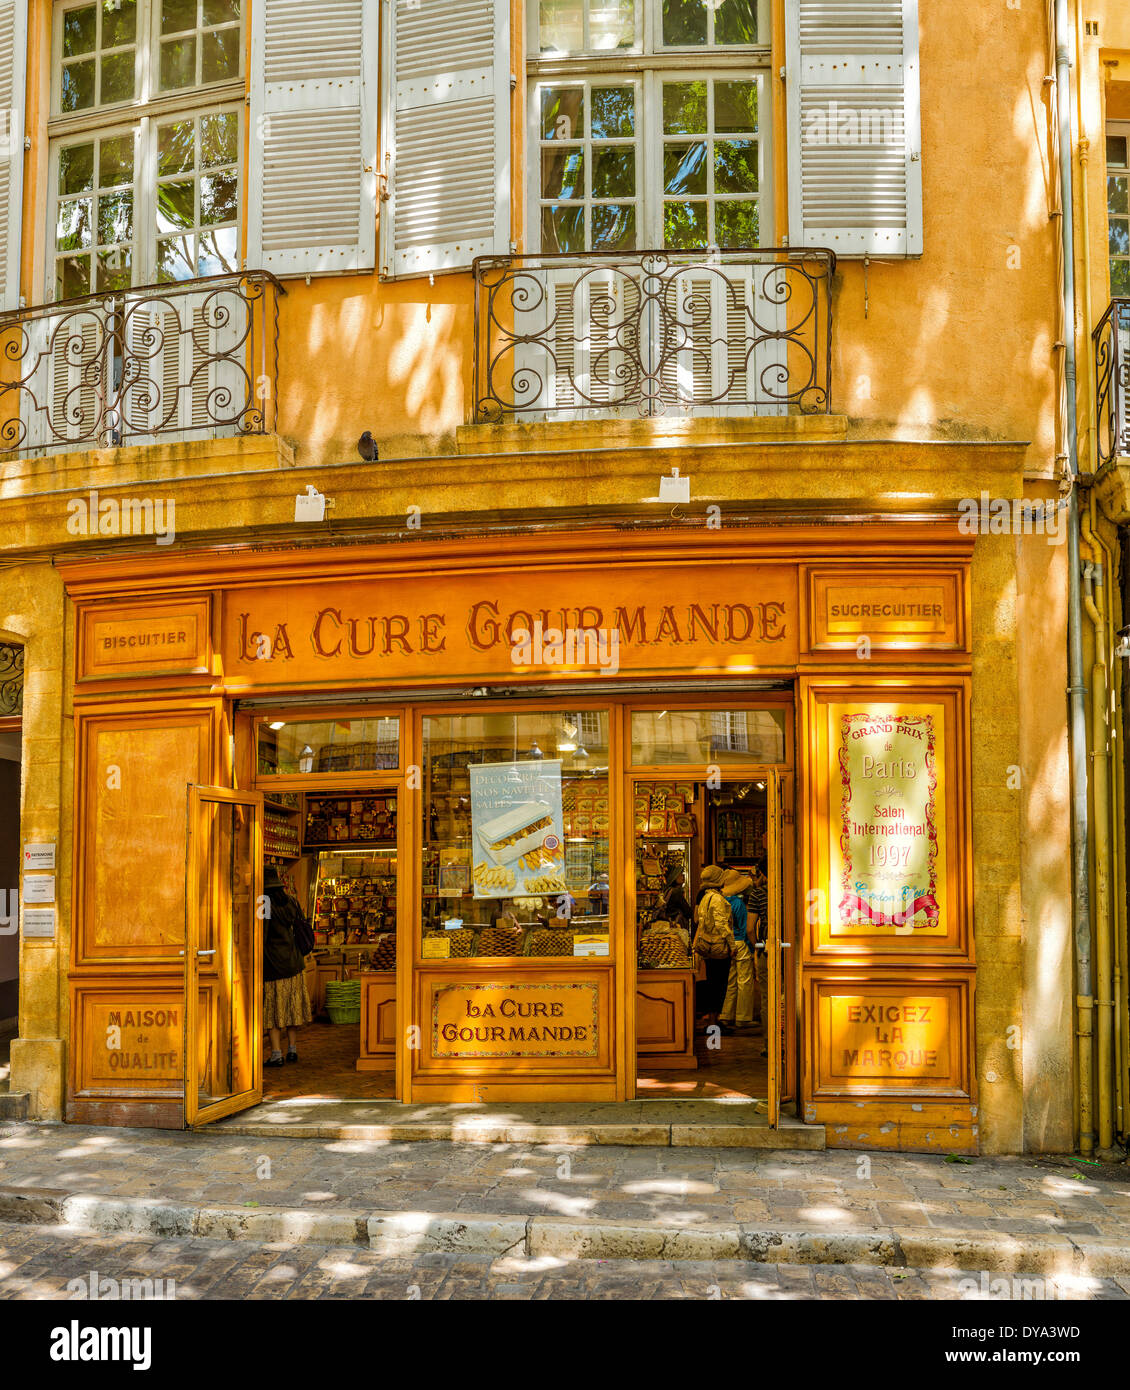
[{"left": 15, "top": 0, "right": 1061, "bottom": 469}]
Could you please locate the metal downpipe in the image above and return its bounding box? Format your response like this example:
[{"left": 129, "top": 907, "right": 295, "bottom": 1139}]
[{"left": 1055, "top": 0, "right": 1094, "bottom": 1154}]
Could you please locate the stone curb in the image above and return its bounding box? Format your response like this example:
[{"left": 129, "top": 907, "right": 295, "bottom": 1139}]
[
  {"left": 212, "top": 1120, "right": 822, "bottom": 1149},
  {"left": 2, "top": 1185, "right": 1127, "bottom": 1273}
]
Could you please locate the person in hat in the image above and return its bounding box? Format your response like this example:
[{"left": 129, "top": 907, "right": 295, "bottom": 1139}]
[
  {"left": 719, "top": 866, "right": 755, "bottom": 1032},
  {"left": 662, "top": 865, "right": 693, "bottom": 929},
  {"left": 692, "top": 864, "right": 736, "bottom": 1029},
  {"left": 263, "top": 866, "right": 312, "bottom": 1067}
]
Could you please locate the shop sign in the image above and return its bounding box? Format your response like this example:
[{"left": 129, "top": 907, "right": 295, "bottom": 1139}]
[
  {"left": 432, "top": 982, "right": 599, "bottom": 1058},
  {"left": 807, "top": 569, "right": 965, "bottom": 653},
  {"left": 220, "top": 564, "right": 799, "bottom": 686},
  {"left": 78, "top": 598, "right": 212, "bottom": 680},
  {"left": 469, "top": 760, "right": 565, "bottom": 900},
  {"left": 831, "top": 702, "right": 947, "bottom": 935},
  {"left": 829, "top": 995, "right": 948, "bottom": 1078},
  {"left": 90, "top": 1002, "right": 181, "bottom": 1081},
  {"left": 814, "top": 985, "right": 966, "bottom": 1091}
]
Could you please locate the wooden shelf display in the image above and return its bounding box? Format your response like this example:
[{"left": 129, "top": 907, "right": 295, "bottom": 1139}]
[{"left": 304, "top": 794, "right": 397, "bottom": 849}]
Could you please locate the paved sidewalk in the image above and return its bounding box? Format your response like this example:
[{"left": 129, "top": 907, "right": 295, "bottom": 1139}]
[
  {"left": 1, "top": 1120, "right": 1128, "bottom": 1271},
  {"left": 3, "top": 1225, "right": 1128, "bottom": 1299}
]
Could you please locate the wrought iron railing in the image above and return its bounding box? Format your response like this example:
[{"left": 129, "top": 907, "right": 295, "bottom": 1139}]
[
  {"left": 472, "top": 247, "right": 835, "bottom": 422},
  {"left": 1095, "top": 297, "right": 1130, "bottom": 467},
  {"left": 0, "top": 271, "right": 284, "bottom": 455},
  {"left": 0, "top": 643, "right": 23, "bottom": 716}
]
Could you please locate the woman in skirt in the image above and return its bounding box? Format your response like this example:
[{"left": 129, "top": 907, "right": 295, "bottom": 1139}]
[{"left": 263, "top": 868, "right": 312, "bottom": 1066}]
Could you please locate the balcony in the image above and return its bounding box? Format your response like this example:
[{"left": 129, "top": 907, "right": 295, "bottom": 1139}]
[
  {"left": 472, "top": 248, "right": 835, "bottom": 424},
  {"left": 1095, "top": 298, "right": 1130, "bottom": 466},
  {"left": 0, "top": 272, "right": 284, "bottom": 457}
]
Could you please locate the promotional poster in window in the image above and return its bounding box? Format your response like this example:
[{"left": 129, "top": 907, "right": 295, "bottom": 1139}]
[{"left": 469, "top": 760, "right": 566, "bottom": 899}]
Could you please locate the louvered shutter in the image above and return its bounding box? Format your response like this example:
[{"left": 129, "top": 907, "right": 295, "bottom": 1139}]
[
  {"left": 247, "top": 0, "right": 378, "bottom": 276},
  {"left": 380, "top": 0, "right": 510, "bottom": 279},
  {"left": 784, "top": 0, "right": 923, "bottom": 257},
  {"left": 0, "top": 0, "right": 27, "bottom": 309}
]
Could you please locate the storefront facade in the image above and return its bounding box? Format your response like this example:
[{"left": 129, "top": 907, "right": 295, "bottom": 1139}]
[
  {"left": 0, "top": 0, "right": 1083, "bottom": 1155},
  {"left": 36, "top": 519, "right": 985, "bottom": 1148}
]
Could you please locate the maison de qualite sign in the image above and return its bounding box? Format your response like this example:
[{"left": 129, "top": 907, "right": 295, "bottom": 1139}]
[{"left": 216, "top": 565, "right": 800, "bottom": 683}]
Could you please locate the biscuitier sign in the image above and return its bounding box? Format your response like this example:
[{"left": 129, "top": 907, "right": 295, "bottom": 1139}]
[{"left": 832, "top": 707, "right": 945, "bottom": 935}]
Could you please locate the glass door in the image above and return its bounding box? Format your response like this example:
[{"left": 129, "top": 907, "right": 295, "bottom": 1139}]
[
  {"left": 184, "top": 785, "right": 263, "bottom": 1126},
  {"left": 766, "top": 769, "right": 783, "bottom": 1128}
]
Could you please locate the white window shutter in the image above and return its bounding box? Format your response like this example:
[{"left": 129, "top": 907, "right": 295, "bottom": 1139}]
[
  {"left": 380, "top": 0, "right": 511, "bottom": 279},
  {"left": 0, "top": 0, "right": 27, "bottom": 310},
  {"left": 247, "top": 0, "right": 378, "bottom": 276},
  {"left": 785, "top": 0, "right": 923, "bottom": 257}
]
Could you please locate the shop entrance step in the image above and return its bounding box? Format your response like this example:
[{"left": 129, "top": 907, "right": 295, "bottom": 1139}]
[{"left": 213, "top": 1099, "right": 826, "bottom": 1149}]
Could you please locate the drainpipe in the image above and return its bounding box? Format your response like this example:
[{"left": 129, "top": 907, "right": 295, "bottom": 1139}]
[
  {"left": 1054, "top": 0, "right": 1094, "bottom": 1155},
  {"left": 1080, "top": 523, "right": 1114, "bottom": 1152},
  {"left": 1083, "top": 497, "right": 1126, "bottom": 1147}
]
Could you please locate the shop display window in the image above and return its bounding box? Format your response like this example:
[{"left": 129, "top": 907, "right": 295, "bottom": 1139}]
[
  {"left": 256, "top": 717, "right": 400, "bottom": 775},
  {"left": 630, "top": 707, "right": 785, "bottom": 765},
  {"left": 421, "top": 710, "right": 612, "bottom": 961}
]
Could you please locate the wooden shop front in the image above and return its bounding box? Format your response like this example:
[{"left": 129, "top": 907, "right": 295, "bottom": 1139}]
[{"left": 58, "top": 524, "right": 976, "bottom": 1148}]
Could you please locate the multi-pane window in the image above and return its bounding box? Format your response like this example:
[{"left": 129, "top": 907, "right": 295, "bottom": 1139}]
[
  {"left": 661, "top": 77, "right": 760, "bottom": 248},
  {"left": 155, "top": 110, "right": 240, "bottom": 281},
  {"left": 49, "top": 0, "right": 244, "bottom": 300},
  {"left": 55, "top": 128, "right": 136, "bottom": 297},
  {"left": 59, "top": 0, "right": 140, "bottom": 112},
  {"left": 156, "top": 0, "right": 241, "bottom": 92},
  {"left": 529, "top": 0, "right": 770, "bottom": 252},
  {"left": 1110, "top": 126, "right": 1130, "bottom": 298},
  {"left": 539, "top": 82, "right": 640, "bottom": 252}
]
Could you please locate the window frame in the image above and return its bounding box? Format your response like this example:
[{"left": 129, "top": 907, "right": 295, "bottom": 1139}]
[
  {"left": 527, "top": 0, "right": 773, "bottom": 254},
  {"left": 528, "top": 69, "right": 771, "bottom": 252},
  {"left": 1109, "top": 120, "right": 1130, "bottom": 300},
  {"left": 527, "top": 0, "right": 772, "bottom": 60},
  {"left": 46, "top": 0, "right": 245, "bottom": 301}
]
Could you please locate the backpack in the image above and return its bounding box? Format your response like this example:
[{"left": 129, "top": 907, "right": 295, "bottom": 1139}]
[{"left": 693, "top": 890, "right": 733, "bottom": 961}]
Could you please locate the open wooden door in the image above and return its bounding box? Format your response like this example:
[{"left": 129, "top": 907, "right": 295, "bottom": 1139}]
[
  {"left": 184, "top": 785, "right": 263, "bottom": 1127},
  {"left": 766, "top": 769, "right": 784, "bottom": 1128}
]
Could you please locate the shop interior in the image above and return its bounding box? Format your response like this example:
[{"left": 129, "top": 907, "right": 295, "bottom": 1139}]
[
  {"left": 634, "top": 777, "right": 773, "bottom": 1101},
  {"left": 252, "top": 709, "right": 782, "bottom": 1104}
]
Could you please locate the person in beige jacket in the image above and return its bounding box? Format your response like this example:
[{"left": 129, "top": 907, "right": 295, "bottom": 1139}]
[{"left": 693, "top": 864, "right": 736, "bottom": 1030}]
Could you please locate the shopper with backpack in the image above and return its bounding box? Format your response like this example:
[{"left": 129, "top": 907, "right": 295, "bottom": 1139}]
[{"left": 692, "top": 864, "right": 736, "bottom": 1031}]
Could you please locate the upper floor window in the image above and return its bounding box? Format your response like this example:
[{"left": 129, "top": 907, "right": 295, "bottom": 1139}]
[
  {"left": 534, "top": 0, "right": 765, "bottom": 55},
  {"left": 528, "top": 0, "right": 770, "bottom": 253},
  {"left": 1110, "top": 124, "right": 1130, "bottom": 298},
  {"left": 48, "top": 0, "right": 243, "bottom": 299}
]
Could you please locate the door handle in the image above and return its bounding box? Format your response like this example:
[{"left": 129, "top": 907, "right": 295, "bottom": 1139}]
[
  {"left": 197, "top": 949, "right": 216, "bottom": 958},
  {"left": 779, "top": 941, "right": 792, "bottom": 948}
]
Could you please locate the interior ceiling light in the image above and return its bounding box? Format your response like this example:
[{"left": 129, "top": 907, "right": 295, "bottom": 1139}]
[{"left": 268, "top": 720, "right": 285, "bottom": 731}]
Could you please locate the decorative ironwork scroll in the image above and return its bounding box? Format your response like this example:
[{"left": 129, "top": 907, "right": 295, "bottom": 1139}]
[
  {"left": 0, "top": 272, "right": 284, "bottom": 456},
  {"left": 1095, "top": 298, "right": 1130, "bottom": 468},
  {"left": 0, "top": 643, "right": 24, "bottom": 716},
  {"left": 473, "top": 247, "right": 835, "bottom": 422}
]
